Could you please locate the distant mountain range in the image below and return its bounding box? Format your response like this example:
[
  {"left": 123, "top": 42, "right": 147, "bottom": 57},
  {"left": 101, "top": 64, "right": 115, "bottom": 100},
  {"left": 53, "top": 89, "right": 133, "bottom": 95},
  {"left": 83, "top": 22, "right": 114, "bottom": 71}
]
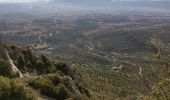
[{"left": 43, "top": 0, "right": 170, "bottom": 11}]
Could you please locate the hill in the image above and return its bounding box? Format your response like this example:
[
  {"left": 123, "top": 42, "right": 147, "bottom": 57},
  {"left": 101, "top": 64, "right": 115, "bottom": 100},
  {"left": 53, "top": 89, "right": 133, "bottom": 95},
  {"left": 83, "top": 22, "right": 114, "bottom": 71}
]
[{"left": 0, "top": 42, "right": 91, "bottom": 100}]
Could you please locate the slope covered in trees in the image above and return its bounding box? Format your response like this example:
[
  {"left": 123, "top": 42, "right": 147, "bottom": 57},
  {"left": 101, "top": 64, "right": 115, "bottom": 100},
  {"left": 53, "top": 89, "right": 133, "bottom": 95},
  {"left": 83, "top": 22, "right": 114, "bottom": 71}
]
[{"left": 0, "top": 43, "right": 91, "bottom": 100}]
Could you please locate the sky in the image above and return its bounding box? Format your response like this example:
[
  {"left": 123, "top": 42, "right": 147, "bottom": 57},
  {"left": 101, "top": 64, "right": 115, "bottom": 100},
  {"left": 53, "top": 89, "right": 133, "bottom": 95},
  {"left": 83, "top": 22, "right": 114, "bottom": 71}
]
[
  {"left": 0, "top": 0, "right": 49, "bottom": 3},
  {"left": 0, "top": 0, "right": 168, "bottom": 4},
  {"left": 0, "top": 0, "right": 167, "bottom": 3}
]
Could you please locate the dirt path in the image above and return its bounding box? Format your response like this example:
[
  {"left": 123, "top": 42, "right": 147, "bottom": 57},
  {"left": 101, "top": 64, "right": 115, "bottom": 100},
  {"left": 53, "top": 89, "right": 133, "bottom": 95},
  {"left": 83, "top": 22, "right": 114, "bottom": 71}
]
[
  {"left": 139, "top": 66, "right": 143, "bottom": 77},
  {"left": 38, "top": 35, "right": 42, "bottom": 44}
]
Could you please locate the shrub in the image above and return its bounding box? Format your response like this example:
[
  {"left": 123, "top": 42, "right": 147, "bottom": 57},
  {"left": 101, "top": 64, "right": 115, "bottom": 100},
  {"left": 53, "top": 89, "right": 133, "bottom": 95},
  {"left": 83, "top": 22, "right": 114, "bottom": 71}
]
[
  {"left": 30, "top": 78, "right": 57, "bottom": 97},
  {"left": 29, "top": 74, "right": 70, "bottom": 100},
  {"left": 45, "top": 74, "right": 61, "bottom": 85},
  {"left": 0, "top": 59, "right": 16, "bottom": 77},
  {"left": 57, "top": 84, "right": 69, "bottom": 100},
  {"left": 0, "top": 76, "right": 11, "bottom": 100},
  {"left": 16, "top": 54, "right": 26, "bottom": 72},
  {"left": 35, "top": 59, "right": 46, "bottom": 74},
  {"left": 40, "top": 55, "right": 50, "bottom": 66},
  {"left": 55, "top": 62, "right": 68, "bottom": 74},
  {"left": 0, "top": 76, "right": 37, "bottom": 100}
]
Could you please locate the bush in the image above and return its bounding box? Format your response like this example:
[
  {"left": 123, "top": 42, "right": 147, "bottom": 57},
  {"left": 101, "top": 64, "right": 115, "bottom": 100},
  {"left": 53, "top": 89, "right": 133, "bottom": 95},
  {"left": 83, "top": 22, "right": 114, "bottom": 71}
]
[
  {"left": 45, "top": 74, "right": 61, "bottom": 85},
  {"left": 40, "top": 55, "right": 50, "bottom": 66},
  {"left": 29, "top": 74, "right": 70, "bottom": 100},
  {"left": 57, "top": 84, "right": 69, "bottom": 100},
  {"left": 0, "top": 76, "right": 11, "bottom": 100},
  {"left": 0, "top": 76, "right": 37, "bottom": 100},
  {"left": 29, "top": 78, "right": 57, "bottom": 98},
  {"left": 0, "top": 59, "right": 16, "bottom": 77},
  {"left": 35, "top": 59, "right": 46, "bottom": 74},
  {"left": 16, "top": 54, "right": 26, "bottom": 72},
  {"left": 55, "top": 62, "right": 68, "bottom": 74}
]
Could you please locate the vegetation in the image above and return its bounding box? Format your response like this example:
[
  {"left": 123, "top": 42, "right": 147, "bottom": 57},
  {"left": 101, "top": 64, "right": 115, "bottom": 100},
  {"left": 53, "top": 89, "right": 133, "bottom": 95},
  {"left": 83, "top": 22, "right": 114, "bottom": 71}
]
[
  {"left": 0, "top": 76, "right": 37, "bottom": 100},
  {"left": 0, "top": 59, "right": 16, "bottom": 77},
  {"left": 29, "top": 74, "right": 70, "bottom": 99},
  {"left": 144, "top": 78, "right": 170, "bottom": 100},
  {"left": 72, "top": 53, "right": 170, "bottom": 99},
  {"left": 0, "top": 45, "right": 91, "bottom": 100}
]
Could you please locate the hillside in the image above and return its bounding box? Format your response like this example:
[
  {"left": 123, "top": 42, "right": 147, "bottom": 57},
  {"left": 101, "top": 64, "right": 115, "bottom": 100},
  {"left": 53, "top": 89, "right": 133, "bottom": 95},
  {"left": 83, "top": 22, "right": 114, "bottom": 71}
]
[{"left": 0, "top": 42, "right": 91, "bottom": 100}]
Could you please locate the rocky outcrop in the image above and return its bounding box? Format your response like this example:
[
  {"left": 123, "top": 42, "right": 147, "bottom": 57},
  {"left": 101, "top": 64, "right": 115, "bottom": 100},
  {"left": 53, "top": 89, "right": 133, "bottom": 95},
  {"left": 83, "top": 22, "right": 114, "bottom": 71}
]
[
  {"left": 5, "top": 50, "right": 23, "bottom": 78},
  {"left": 68, "top": 77, "right": 81, "bottom": 99}
]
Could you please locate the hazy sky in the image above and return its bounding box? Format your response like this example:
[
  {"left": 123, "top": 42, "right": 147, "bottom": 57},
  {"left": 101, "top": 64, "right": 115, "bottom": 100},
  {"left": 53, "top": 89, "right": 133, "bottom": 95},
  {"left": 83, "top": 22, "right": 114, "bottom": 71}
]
[
  {"left": 0, "top": 0, "right": 49, "bottom": 3},
  {"left": 0, "top": 0, "right": 167, "bottom": 3}
]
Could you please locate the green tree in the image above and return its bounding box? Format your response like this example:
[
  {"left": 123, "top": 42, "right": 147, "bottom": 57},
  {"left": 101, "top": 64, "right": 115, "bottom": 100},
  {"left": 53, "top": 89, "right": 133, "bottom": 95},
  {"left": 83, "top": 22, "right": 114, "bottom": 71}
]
[
  {"left": 40, "top": 55, "right": 50, "bottom": 66},
  {"left": 55, "top": 62, "right": 68, "bottom": 74},
  {"left": 17, "top": 54, "right": 26, "bottom": 72},
  {"left": 35, "top": 59, "right": 46, "bottom": 74}
]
